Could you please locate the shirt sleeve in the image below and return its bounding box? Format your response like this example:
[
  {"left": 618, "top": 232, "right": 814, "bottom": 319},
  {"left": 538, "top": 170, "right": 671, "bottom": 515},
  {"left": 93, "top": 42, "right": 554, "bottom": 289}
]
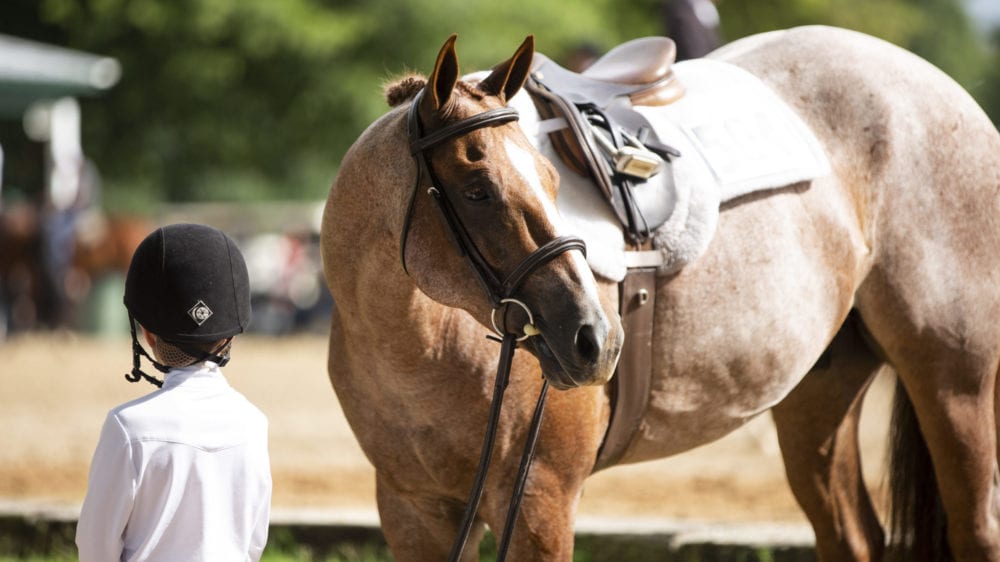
[
  {"left": 248, "top": 432, "right": 273, "bottom": 562},
  {"left": 76, "top": 412, "right": 136, "bottom": 562}
]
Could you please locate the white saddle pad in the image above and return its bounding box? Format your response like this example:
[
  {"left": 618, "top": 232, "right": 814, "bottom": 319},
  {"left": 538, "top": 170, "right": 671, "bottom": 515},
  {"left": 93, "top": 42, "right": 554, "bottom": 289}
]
[
  {"left": 512, "top": 58, "right": 831, "bottom": 281},
  {"left": 646, "top": 58, "right": 831, "bottom": 202}
]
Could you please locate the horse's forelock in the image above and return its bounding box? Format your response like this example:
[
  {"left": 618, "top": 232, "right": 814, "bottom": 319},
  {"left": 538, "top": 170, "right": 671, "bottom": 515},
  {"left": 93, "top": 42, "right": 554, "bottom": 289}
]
[
  {"left": 456, "top": 81, "right": 487, "bottom": 103},
  {"left": 384, "top": 73, "right": 493, "bottom": 113},
  {"left": 434, "top": 82, "right": 488, "bottom": 121},
  {"left": 385, "top": 74, "right": 426, "bottom": 107}
]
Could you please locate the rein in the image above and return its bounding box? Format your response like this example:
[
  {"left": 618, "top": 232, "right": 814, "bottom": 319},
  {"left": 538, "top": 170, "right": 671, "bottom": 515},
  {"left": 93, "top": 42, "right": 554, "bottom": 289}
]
[{"left": 402, "top": 90, "right": 586, "bottom": 561}]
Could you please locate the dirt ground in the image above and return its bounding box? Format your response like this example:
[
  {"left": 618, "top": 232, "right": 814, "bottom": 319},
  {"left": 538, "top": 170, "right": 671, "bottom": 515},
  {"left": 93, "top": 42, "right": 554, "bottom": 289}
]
[{"left": 0, "top": 332, "right": 895, "bottom": 525}]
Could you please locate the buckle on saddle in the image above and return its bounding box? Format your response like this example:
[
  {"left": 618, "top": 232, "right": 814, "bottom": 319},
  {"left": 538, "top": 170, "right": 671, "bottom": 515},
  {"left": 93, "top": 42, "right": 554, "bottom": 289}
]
[{"left": 590, "top": 122, "right": 663, "bottom": 180}]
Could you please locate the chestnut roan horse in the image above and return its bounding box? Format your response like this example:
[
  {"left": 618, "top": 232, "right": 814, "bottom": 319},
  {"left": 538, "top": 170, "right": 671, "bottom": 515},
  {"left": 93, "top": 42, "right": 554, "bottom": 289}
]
[{"left": 322, "top": 26, "right": 1000, "bottom": 561}]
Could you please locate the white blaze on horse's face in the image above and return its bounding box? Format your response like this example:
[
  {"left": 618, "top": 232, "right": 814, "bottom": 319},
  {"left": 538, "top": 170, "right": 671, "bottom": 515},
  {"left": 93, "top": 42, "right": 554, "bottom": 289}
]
[
  {"left": 504, "top": 138, "right": 562, "bottom": 227},
  {"left": 503, "top": 138, "right": 602, "bottom": 303},
  {"left": 502, "top": 136, "right": 618, "bottom": 389}
]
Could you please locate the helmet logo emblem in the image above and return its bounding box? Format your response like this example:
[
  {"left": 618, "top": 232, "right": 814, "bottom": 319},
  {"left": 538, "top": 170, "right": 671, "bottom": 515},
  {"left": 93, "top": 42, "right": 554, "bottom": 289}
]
[{"left": 188, "top": 300, "right": 214, "bottom": 326}]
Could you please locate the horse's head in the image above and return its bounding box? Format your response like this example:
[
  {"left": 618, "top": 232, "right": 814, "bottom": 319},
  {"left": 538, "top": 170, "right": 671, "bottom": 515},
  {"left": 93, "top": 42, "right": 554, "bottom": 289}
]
[{"left": 392, "top": 35, "right": 623, "bottom": 390}]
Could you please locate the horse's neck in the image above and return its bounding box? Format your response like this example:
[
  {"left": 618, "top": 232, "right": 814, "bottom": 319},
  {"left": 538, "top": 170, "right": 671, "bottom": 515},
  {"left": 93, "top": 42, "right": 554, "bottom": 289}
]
[{"left": 323, "top": 204, "right": 470, "bottom": 355}]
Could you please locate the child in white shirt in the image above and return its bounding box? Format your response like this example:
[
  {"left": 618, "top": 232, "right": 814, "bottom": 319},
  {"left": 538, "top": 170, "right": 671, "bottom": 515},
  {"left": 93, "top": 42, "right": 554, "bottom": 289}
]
[{"left": 76, "top": 223, "right": 271, "bottom": 562}]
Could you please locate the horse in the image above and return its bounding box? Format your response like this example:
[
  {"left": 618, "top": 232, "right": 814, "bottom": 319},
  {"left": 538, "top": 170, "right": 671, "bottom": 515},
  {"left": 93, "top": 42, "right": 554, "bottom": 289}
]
[
  {"left": 0, "top": 201, "right": 44, "bottom": 336},
  {"left": 0, "top": 201, "right": 150, "bottom": 339},
  {"left": 321, "top": 25, "right": 1000, "bottom": 561}
]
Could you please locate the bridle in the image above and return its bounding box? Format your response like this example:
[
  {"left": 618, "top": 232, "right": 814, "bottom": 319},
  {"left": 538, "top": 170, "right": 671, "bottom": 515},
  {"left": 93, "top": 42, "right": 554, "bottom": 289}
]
[
  {"left": 402, "top": 89, "right": 587, "bottom": 560},
  {"left": 402, "top": 90, "right": 586, "bottom": 309}
]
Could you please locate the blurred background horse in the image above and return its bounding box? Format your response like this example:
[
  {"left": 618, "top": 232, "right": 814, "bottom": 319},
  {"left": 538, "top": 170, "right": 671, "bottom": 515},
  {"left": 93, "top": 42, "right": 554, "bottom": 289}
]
[{"left": 0, "top": 201, "right": 149, "bottom": 339}]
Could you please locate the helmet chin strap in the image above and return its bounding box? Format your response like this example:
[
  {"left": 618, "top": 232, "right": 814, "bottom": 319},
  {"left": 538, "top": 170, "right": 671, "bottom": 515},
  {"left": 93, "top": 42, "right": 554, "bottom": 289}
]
[
  {"left": 125, "top": 314, "right": 167, "bottom": 388},
  {"left": 125, "top": 315, "right": 234, "bottom": 388}
]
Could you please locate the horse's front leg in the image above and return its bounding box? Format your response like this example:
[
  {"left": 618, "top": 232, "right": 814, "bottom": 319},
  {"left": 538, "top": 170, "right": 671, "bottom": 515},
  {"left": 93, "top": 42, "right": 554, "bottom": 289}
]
[
  {"left": 479, "top": 462, "right": 581, "bottom": 560},
  {"left": 771, "top": 315, "right": 885, "bottom": 562},
  {"left": 376, "top": 473, "right": 487, "bottom": 562},
  {"left": 480, "top": 386, "right": 607, "bottom": 561}
]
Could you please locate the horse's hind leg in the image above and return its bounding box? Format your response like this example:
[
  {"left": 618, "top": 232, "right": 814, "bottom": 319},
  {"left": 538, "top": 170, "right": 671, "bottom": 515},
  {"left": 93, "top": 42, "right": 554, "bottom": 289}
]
[
  {"left": 772, "top": 315, "right": 885, "bottom": 562},
  {"left": 855, "top": 288, "right": 1000, "bottom": 561},
  {"left": 887, "top": 350, "right": 1000, "bottom": 561}
]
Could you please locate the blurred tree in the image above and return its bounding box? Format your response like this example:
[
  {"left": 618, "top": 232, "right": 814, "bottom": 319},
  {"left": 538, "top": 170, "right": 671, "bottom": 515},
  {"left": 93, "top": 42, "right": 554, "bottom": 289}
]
[
  {"left": 0, "top": 0, "right": 994, "bottom": 208},
  {"left": 2, "top": 0, "right": 375, "bottom": 207},
  {"left": 0, "top": 0, "right": 655, "bottom": 207},
  {"left": 980, "top": 29, "right": 1000, "bottom": 127},
  {"left": 905, "top": 0, "right": 989, "bottom": 91},
  {"left": 719, "top": 0, "right": 991, "bottom": 107}
]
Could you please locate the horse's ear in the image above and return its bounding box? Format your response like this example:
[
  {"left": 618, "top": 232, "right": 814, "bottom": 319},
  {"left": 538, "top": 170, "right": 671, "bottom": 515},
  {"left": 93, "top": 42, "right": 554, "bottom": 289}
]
[
  {"left": 422, "top": 34, "right": 460, "bottom": 112},
  {"left": 478, "top": 35, "right": 535, "bottom": 103}
]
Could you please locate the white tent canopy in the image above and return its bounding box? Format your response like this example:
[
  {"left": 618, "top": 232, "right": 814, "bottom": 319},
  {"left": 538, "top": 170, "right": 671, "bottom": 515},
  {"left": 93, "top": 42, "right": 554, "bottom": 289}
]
[{"left": 0, "top": 34, "right": 120, "bottom": 118}]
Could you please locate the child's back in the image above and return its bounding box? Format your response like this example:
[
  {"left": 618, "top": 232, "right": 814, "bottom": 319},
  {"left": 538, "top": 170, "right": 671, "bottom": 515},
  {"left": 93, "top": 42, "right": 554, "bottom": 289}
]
[{"left": 76, "top": 224, "right": 271, "bottom": 562}]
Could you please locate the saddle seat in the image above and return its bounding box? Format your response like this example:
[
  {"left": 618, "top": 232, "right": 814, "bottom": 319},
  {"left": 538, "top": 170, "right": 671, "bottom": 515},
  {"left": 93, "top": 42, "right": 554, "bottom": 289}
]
[{"left": 580, "top": 37, "right": 685, "bottom": 107}]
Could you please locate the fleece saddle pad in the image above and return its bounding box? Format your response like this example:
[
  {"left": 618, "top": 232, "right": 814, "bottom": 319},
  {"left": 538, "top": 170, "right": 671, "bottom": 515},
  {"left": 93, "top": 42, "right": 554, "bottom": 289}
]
[{"left": 515, "top": 58, "right": 832, "bottom": 281}]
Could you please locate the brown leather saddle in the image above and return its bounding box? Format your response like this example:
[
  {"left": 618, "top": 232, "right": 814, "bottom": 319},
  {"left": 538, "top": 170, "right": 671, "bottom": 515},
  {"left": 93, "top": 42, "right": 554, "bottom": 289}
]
[
  {"left": 524, "top": 38, "right": 686, "bottom": 471},
  {"left": 525, "top": 37, "right": 684, "bottom": 244}
]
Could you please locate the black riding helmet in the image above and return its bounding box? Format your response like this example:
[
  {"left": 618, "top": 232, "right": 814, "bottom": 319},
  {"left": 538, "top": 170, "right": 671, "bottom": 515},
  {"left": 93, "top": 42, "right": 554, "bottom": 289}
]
[{"left": 123, "top": 223, "right": 251, "bottom": 386}]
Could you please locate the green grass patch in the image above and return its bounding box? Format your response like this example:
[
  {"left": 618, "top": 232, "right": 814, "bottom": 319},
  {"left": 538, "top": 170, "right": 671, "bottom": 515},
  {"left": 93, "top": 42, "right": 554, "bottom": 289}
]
[{"left": 0, "top": 517, "right": 816, "bottom": 561}]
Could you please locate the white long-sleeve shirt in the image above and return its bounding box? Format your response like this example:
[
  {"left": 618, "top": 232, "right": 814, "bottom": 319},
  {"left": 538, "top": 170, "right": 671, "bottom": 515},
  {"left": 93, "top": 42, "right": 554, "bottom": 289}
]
[{"left": 76, "top": 362, "right": 271, "bottom": 562}]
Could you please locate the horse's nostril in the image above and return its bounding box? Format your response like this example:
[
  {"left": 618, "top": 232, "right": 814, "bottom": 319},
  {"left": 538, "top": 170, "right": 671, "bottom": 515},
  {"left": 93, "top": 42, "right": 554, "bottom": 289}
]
[{"left": 575, "top": 324, "right": 600, "bottom": 365}]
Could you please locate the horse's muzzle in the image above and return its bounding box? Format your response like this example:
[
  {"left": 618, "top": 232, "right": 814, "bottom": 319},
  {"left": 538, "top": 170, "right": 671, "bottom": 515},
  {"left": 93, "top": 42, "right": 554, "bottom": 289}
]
[{"left": 528, "top": 313, "right": 622, "bottom": 389}]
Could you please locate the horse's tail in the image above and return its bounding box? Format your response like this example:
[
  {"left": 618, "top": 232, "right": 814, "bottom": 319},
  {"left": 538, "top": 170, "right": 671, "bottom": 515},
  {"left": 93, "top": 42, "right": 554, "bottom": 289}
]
[{"left": 888, "top": 376, "right": 951, "bottom": 561}]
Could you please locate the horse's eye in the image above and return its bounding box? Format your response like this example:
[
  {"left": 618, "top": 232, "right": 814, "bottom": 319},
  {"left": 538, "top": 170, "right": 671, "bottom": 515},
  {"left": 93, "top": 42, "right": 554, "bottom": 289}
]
[{"left": 463, "top": 186, "right": 491, "bottom": 203}]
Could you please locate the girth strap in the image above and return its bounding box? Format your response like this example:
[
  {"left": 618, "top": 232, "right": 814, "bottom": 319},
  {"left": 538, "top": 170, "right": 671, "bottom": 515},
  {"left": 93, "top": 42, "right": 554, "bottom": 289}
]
[{"left": 594, "top": 266, "right": 657, "bottom": 471}]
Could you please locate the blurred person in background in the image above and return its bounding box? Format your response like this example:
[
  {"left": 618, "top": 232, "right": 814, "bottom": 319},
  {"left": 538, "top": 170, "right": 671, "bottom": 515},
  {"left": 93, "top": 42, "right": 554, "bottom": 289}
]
[
  {"left": 0, "top": 140, "right": 5, "bottom": 207},
  {"left": 37, "top": 99, "right": 93, "bottom": 328},
  {"left": 662, "top": 0, "right": 723, "bottom": 60},
  {"left": 566, "top": 41, "right": 602, "bottom": 71}
]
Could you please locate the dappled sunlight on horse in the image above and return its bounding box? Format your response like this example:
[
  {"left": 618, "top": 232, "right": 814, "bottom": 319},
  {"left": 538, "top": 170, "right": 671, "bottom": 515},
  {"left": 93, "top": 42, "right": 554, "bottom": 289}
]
[{"left": 322, "top": 26, "right": 1000, "bottom": 561}]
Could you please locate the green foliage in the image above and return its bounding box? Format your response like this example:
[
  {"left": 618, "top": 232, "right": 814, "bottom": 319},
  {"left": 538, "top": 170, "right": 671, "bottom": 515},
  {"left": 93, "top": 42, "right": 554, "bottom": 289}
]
[
  {"left": 1, "top": 0, "right": 996, "bottom": 207},
  {"left": 0, "top": 556, "right": 76, "bottom": 562},
  {"left": 721, "top": 0, "right": 991, "bottom": 95},
  {"left": 258, "top": 526, "right": 393, "bottom": 561},
  {"left": 981, "top": 30, "right": 1000, "bottom": 127},
  {"left": 720, "top": 0, "right": 924, "bottom": 46}
]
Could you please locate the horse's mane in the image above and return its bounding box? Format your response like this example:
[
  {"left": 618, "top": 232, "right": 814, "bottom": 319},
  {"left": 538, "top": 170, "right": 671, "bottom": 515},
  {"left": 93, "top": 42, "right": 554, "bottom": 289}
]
[
  {"left": 385, "top": 74, "right": 426, "bottom": 107},
  {"left": 384, "top": 74, "right": 486, "bottom": 108}
]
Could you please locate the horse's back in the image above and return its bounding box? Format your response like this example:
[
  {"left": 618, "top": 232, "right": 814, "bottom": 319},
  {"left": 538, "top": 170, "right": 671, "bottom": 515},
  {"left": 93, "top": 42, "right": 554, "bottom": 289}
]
[
  {"left": 624, "top": 26, "right": 1000, "bottom": 464},
  {"left": 721, "top": 26, "right": 1000, "bottom": 343}
]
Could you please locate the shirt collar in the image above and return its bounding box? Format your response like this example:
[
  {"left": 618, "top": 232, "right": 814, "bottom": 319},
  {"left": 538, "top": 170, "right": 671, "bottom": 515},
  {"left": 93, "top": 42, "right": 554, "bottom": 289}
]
[{"left": 161, "top": 361, "right": 229, "bottom": 390}]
